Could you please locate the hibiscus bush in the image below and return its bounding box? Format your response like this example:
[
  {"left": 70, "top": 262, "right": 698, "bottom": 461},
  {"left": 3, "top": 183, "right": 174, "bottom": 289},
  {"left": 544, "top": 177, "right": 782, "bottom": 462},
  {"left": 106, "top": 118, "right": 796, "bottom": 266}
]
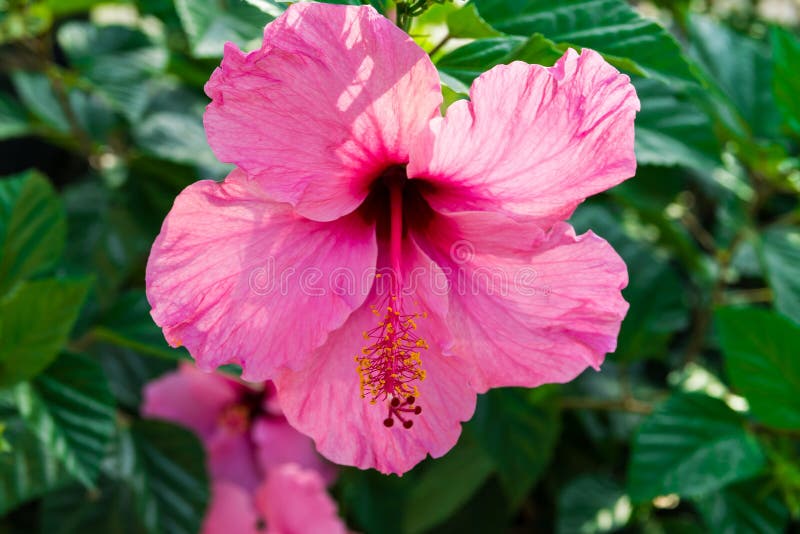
[{"left": 2, "top": 0, "right": 800, "bottom": 532}]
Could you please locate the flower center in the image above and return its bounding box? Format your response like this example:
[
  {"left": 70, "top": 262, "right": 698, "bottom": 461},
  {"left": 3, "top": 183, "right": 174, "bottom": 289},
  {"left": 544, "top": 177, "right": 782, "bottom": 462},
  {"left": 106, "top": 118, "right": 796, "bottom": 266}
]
[
  {"left": 219, "top": 404, "right": 250, "bottom": 433},
  {"left": 355, "top": 172, "right": 427, "bottom": 429}
]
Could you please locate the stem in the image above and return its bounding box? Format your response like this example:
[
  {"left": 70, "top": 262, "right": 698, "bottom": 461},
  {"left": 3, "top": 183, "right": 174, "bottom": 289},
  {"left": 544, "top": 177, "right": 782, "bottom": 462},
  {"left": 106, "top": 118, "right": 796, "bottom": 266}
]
[
  {"left": 428, "top": 34, "right": 451, "bottom": 57},
  {"left": 560, "top": 396, "right": 654, "bottom": 415}
]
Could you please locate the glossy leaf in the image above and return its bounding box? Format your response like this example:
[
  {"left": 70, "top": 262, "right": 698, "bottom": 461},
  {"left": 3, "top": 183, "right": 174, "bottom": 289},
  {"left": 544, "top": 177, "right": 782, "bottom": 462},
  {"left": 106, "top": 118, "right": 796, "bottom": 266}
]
[
  {"left": 760, "top": 227, "right": 800, "bottom": 325},
  {"left": 468, "top": 388, "right": 560, "bottom": 503},
  {"left": 0, "top": 92, "right": 31, "bottom": 140},
  {"left": 772, "top": 27, "right": 800, "bottom": 136},
  {"left": 694, "top": 478, "right": 790, "bottom": 534},
  {"left": 634, "top": 76, "right": 721, "bottom": 172},
  {"left": 689, "top": 16, "right": 781, "bottom": 140},
  {"left": 174, "top": 0, "right": 278, "bottom": 58},
  {"left": 39, "top": 420, "right": 208, "bottom": 534},
  {"left": 13, "top": 353, "right": 115, "bottom": 488},
  {"left": 10, "top": 71, "right": 70, "bottom": 132},
  {"left": 557, "top": 475, "right": 632, "bottom": 534},
  {"left": 436, "top": 34, "right": 563, "bottom": 87},
  {"left": 131, "top": 420, "right": 209, "bottom": 534},
  {"left": 0, "top": 170, "right": 66, "bottom": 294},
  {"left": 94, "top": 290, "right": 186, "bottom": 360},
  {"left": 474, "top": 0, "right": 697, "bottom": 85},
  {"left": 0, "top": 279, "right": 90, "bottom": 387},
  {"left": 57, "top": 22, "right": 168, "bottom": 121},
  {"left": 405, "top": 434, "right": 495, "bottom": 534},
  {"left": 446, "top": 4, "right": 502, "bottom": 39},
  {"left": 717, "top": 307, "right": 800, "bottom": 430},
  {"left": 627, "top": 392, "right": 765, "bottom": 502},
  {"left": 0, "top": 411, "right": 70, "bottom": 515}
]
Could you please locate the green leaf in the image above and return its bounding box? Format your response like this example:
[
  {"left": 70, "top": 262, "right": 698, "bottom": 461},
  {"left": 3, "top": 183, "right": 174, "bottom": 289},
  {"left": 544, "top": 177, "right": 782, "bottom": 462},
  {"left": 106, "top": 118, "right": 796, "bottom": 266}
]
[
  {"left": 688, "top": 16, "right": 781, "bottom": 140},
  {"left": 62, "top": 180, "right": 150, "bottom": 308},
  {"left": 716, "top": 307, "right": 800, "bottom": 430},
  {"left": 44, "top": 0, "right": 106, "bottom": 16},
  {"left": 437, "top": 37, "right": 525, "bottom": 86},
  {"left": 131, "top": 83, "right": 230, "bottom": 178},
  {"left": 39, "top": 420, "right": 208, "bottom": 534},
  {"left": 131, "top": 420, "right": 210, "bottom": 534},
  {"left": 473, "top": 0, "right": 697, "bottom": 85},
  {"left": 40, "top": 477, "right": 147, "bottom": 534},
  {"left": 436, "top": 34, "right": 563, "bottom": 87},
  {"left": 634, "top": 76, "right": 721, "bottom": 172},
  {"left": 0, "top": 411, "right": 70, "bottom": 515},
  {"left": 133, "top": 110, "right": 228, "bottom": 176},
  {"left": 760, "top": 227, "right": 800, "bottom": 325},
  {"left": 446, "top": 4, "right": 502, "bottom": 39},
  {"left": 0, "top": 3, "right": 52, "bottom": 44},
  {"left": 337, "top": 469, "right": 410, "bottom": 534},
  {"left": 174, "top": 0, "right": 278, "bottom": 58},
  {"left": 0, "top": 279, "right": 90, "bottom": 387},
  {"left": 57, "top": 22, "right": 168, "bottom": 122},
  {"left": 94, "top": 290, "right": 186, "bottom": 360},
  {"left": 93, "top": 344, "right": 175, "bottom": 411},
  {"left": 772, "top": 27, "right": 800, "bottom": 136},
  {"left": 10, "top": 71, "right": 70, "bottom": 132},
  {"left": 0, "top": 170, "right": 66, "bottom": 294},
  {"left": 557, "top": 475, "right": 632, "bottom": 534},
  {"left": 468, "top": 387, "right": 560, "bottom": 503},
  {"left": 694, "top": 478, "right": 790, "bottom": 534},
  {"left": 627, "top": 392, "right": 765, "bottom": 502},
  {"left": 13, "top": 353, "right": 115, "bottom": 488},
  {"left": 0, "top": 92, "right": 31, "bottom": 140},
  {"left": 404, "top": 434, "right": 494, "bottom": 534}
]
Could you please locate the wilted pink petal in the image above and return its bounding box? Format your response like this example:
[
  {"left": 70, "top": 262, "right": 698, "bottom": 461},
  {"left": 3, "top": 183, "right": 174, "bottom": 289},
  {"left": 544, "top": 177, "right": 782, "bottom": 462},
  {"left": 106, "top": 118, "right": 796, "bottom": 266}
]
[
  {"left": 146, "top": 168, "right": 377, "bottom": 380},
  {"left": 204, "top": 2, "right": 442, "bottom": 221},
  {"left": 255, "top": 464, "right": 346, "bottom": 534},
  {"left": 409, "top": 49, "right": 639, "bottom": 226}
]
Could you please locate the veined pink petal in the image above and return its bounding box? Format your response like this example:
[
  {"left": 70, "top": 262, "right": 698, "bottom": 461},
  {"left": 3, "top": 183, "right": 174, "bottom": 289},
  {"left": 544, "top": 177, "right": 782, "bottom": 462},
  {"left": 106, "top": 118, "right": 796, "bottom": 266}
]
[
  {"left": 202, "top": 482, "right": 259, "bottom": 534},
  {"left": 145, "top": 169, "right": 377, "bottom": 381},
  {"left": 141, "top": 363, "right": 242, "bottom": 442},
  {"left": 275, "top": 241, "right": 475, "bottom": 475},
  {"left": 252, "top": 417, "right": 336, "bottom": 484},
  {"left": 414, "top": 212, "right": 629, "bottom": 392},
  {"left": 204, "top": 3, "right": 442, "bottom": 222},
  {"left": 256, "top": 464, "right": 346, "bottom": 534},
  {"left": 409, "top": 49, "right": 639, "bottom": 226}
]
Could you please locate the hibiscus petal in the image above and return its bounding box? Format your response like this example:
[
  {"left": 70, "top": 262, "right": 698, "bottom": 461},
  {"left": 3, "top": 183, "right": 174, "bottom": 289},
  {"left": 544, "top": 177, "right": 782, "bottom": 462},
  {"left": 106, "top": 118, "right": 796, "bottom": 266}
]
[
  {"left": 251, "top": 416, "right": 336, "bottom": 484},
  {"left": 414, "top": 212, "right": 629, "bottom": 392},
  {"left": 141, "top": 363, "right": 242, "bottom": 442},
  {"left": 207, "top": 427, "right": 262, "bottom": 492},
  {"left": 204, "top": 3, "right": 442, "bottom": 222},
  {"left": 146, "top": 169, "right": 377, "bottom": 380},
  {"left": 409, "top": 49, "right": 639, "bottom": 226},
  {"left": 255, "top": 464, "right": 345, "bottom": 534},
  {"left": 202, "top": 482, "right": 259, "bottom": 534},
  {"left": 275, "top": 241, "right": 475, "bottom": 475}
]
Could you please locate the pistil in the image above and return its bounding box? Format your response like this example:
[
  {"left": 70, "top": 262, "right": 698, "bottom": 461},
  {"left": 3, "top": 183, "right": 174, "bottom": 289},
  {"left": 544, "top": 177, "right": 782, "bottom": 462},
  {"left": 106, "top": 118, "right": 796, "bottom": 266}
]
[{"left": 355, "top": 178, "right": 427, "bottom": 429}]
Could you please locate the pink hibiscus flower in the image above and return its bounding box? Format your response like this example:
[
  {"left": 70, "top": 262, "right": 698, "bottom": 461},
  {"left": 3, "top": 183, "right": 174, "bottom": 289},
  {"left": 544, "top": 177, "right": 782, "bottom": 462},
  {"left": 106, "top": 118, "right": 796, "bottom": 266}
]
[
  {"left": 142, "top": 364, "right": 344, "bottom": 533},
  {"left": 146, "top": 3, "right": 638, "bottom": 474}
]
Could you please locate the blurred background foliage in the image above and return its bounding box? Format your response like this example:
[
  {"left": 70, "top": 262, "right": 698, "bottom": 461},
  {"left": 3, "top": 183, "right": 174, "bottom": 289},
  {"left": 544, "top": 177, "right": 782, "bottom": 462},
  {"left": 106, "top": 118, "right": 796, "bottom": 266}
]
[{"left": 1, "top": 0, "right": 800, "bottom": 532}]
